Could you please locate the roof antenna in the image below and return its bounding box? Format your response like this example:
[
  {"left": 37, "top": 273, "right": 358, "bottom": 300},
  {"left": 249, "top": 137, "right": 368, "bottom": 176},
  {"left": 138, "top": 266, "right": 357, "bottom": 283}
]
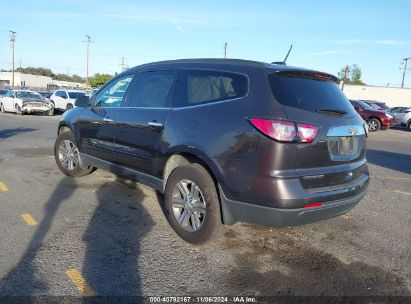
[{"left": 272, "top": 44, "right": 293, "bottom": 65}]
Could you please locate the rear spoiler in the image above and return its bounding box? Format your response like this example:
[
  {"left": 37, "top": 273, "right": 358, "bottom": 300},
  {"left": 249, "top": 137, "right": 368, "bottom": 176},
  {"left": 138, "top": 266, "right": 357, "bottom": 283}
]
[{"left": 272, "top": 70, "right": 340, "bottom": 84}]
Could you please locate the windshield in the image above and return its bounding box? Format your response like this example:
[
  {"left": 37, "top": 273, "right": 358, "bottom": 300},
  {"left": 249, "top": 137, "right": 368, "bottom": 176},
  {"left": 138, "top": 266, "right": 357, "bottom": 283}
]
[
  {"left": 356, "top": 100, "right": 374, "bottom": 110},
  {"left": 268, "top": 73, "right": 355, "bottom": 114},
  {"left": 68, "top": 92, "right": 85, "bottom": 99},
  {"left": 15, "top": 91, "right": 43, "bottom": 100}
]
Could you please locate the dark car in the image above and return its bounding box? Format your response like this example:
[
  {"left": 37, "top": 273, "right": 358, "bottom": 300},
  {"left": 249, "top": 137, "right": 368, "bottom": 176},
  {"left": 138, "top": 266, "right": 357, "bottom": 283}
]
[
  {"left": 54, "top": 59, "right": 370, "bottom": 244},
  {"left": 0, "top": 89, "right": 8, "bottom": 97},
  {"left": 363, "top": 100, "right": 392, "bottom": 112},
  {"left": 39, "top": 91, "right": 53, "bottom": 100},
  {"left": 350, "top": 100, "right": 399, "bottom": 132}
]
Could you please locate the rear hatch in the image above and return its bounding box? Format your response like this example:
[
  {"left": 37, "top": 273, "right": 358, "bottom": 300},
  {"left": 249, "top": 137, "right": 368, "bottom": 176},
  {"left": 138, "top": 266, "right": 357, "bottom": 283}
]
[{"left": 267, "top": 70, "right": 368, "bottom": 189}]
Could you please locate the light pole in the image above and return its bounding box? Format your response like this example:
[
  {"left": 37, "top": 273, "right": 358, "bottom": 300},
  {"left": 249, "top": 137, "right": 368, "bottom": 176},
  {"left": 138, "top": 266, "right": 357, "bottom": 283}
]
[
  {"left": 9, "top": 30, "right": 16, "bottom": 87},
  {"left": 84, "top": 35, "right": 93, "bottom": 88}
]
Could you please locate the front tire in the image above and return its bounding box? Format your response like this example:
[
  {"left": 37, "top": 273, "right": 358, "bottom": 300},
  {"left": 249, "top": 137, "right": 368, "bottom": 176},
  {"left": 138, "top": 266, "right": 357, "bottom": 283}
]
[
  {"left": 66, "top": 103, "right": 73, "bottom": 111},
  {"left": 367, "top": 118, "right": 381, "bottom": 132},
  {"left": 0, "top": 103, "right": 5, "bottom": 113},
  {"left": 54, "top": 131, "right": 94, "bottom": 177},
  {"left": 407, "top": 121, "right": 411, "bottom": 131},
  {"left": 15, "top": 104, "right": 24, "bottom": 115},
  {"left": 164, "top": 164, "right": 222, "bottom": 244},
  {"left": 46, "top": 106, "right": 54, "bottom": 116}
]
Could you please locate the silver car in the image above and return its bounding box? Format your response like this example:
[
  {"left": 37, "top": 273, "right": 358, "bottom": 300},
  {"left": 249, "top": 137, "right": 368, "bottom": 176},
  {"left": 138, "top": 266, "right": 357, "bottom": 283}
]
[{"left": 391, "top": 107, "right": 411, "bottom": 130}]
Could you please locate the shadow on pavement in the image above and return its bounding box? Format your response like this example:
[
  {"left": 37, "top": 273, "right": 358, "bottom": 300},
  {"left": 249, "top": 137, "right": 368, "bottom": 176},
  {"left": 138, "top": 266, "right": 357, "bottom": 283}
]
[
  {"left": 366, "top": 149, "right": 411, "bottom": 175},
  {"left": 0, "top": 128, "right": 37, "bottom": 141},
  {"left": 218, "top": 228, "right": 411, "bottom": 297},
  {"left": 81, "top": 177, "right": 153, "bottom": 296},
  {"left": 0, "top": 177, "right": 76, "bottom": 295}
]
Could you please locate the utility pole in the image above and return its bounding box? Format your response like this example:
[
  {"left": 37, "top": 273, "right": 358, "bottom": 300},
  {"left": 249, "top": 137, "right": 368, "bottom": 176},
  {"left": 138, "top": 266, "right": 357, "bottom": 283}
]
[
  {"left": 9, "top": 30, "right": 16, "bottom": 88},
  {"left": 84, "top": 35, "right": 93, "bottom": 88},
  {"left": 119, "top": 57, "right": 128, "bottom": 72},
  {"left": 223, "top": 42, "right": 227, "bottom": 59},
  {"left": 401, "top": 57, "right": 411, "bottom": 88},
  {"left": 341, "top": 65, "right": 349, "bottom": 91}
]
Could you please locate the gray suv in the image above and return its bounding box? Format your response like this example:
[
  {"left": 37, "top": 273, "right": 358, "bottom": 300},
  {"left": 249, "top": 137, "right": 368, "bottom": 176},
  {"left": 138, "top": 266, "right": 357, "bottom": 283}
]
[{"left": 54, "top": 59, "right": 370, "bottom": 244}]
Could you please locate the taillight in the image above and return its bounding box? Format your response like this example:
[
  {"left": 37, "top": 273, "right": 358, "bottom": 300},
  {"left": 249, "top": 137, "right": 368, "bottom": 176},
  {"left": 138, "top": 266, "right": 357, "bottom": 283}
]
[
  {"left": 249, "top": 118, "right": 318, "bottom": 143},
  {"left": 297, "top": 123, "right": 319, "bottom": 143}
]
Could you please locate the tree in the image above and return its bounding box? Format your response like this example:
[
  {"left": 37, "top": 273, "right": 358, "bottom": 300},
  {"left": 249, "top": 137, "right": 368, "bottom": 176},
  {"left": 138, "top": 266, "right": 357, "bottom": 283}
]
[
  {"left": 88, "top": 73, "right": 113, "bottom": 88},
  {"left": 338, "top": 64, "right": 365, "bottom": 85}
]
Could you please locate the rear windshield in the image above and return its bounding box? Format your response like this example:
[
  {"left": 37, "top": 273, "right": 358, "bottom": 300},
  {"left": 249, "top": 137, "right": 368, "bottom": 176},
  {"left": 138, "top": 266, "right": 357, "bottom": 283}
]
[
  {"left": 268, "top": 73, "right": 355, "bottom": 114},
  {"left": 68, "top": 92, "right": 85, "bottom": 99},
  {"left": 356, "top": 100, "right": 374, "bottom": 110}
]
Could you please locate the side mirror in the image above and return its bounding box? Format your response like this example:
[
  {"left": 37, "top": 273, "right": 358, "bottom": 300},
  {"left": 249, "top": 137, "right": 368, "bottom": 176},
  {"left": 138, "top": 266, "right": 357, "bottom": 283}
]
[
  {"left": 62, "top": 95, "right": 67, "bottom": 99},
  {"left": 75, "top": 95, "right": 91, "bottom": 107}
]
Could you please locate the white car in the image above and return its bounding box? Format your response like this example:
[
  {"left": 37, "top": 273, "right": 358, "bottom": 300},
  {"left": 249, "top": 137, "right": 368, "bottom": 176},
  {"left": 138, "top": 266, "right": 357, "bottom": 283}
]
[
  {"left": 0, "top": 89, "right": 54, "bottom": 116},
  {"left": 50, "top": 89, "right": 86, "bottom": 112}
]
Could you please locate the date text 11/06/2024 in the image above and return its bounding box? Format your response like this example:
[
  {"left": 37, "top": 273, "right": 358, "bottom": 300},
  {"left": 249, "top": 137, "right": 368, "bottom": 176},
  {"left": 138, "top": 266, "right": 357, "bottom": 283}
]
[{"left": 149, "top": 296, "right": 258, "bottom": 303}]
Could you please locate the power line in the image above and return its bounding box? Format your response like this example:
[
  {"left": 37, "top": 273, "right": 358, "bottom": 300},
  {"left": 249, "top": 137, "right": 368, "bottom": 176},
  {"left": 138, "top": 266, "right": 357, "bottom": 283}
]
[
  {"left": 400, "top": 57, "right": 411, "bottom": 88},
  {"left": 9, "top": 30, "right": 16, "bottom": 87}
]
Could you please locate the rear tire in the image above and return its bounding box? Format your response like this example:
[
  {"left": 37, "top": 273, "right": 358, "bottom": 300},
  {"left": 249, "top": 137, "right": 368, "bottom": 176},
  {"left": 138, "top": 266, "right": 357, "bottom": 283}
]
[
  {"left": 54, "top": 131, "right": 95, "bottom": 177},
  {"left": 367, "top": 118, "right": 381, "bottom": 132},
  {"left": 0, "top": 103, "right": 4, "bottom": 113},
  {"left": 407, "top": 121, "right": 411, "bottom": 131},
  {"left": 164, "top": 163, "right": 223, "bottom": 245}
]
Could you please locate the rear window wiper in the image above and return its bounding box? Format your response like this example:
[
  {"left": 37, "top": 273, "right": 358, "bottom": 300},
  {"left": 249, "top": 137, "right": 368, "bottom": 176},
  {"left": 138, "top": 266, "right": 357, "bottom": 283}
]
[{"left": 316, "top": 108, "right": 347, "bottom": 116}]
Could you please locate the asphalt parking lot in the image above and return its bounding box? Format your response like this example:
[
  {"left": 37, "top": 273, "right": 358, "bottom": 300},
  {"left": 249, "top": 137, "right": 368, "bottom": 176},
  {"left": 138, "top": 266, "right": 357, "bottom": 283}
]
[{"left": 0, "top": 112, "right": 410, "bottom": 299}]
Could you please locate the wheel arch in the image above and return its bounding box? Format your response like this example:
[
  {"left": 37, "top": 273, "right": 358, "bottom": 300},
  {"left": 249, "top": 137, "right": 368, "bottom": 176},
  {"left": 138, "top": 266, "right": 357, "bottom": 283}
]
[{"left": 162, "top": 149, "right": 222, "bottom": 190}]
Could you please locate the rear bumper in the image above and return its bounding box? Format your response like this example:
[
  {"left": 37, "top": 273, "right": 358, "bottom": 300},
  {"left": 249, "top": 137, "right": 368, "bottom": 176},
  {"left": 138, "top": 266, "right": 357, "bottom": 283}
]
[{"left": 219, "top": 174, "right": 369, "bottom": 227}]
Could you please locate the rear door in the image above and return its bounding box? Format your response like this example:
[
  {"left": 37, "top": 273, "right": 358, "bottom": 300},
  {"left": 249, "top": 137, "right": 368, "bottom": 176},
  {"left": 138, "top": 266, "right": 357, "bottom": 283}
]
[
  {"left": 2, "top": 90, "right": 15, "bottom": 111},
  {"left": 113, "top": 70, "right": 176, "bottom": 176},
  {"left": 75, "top": 74, "right": 135, "bottom": 163},
  {"left": 267, "top": 71, "right": 367, "bottom": 169}
]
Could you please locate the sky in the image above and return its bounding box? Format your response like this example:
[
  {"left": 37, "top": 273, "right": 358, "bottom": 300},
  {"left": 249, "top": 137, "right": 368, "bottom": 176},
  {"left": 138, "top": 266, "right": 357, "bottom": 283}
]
[{"left": 0, "top": 0, "right": 410, "bottom": 87}]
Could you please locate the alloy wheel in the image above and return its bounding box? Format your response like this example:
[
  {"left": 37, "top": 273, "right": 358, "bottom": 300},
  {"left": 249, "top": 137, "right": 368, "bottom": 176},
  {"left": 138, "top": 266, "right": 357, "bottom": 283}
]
[
  {"left": 58, "top": 140, "right": 79, "bottom": 171},
  {"left": 171, "top": 179, "right": 207, "bottom": 232},
  {"left": 368, "top": 120, "right": 378, "bottom": 131}
]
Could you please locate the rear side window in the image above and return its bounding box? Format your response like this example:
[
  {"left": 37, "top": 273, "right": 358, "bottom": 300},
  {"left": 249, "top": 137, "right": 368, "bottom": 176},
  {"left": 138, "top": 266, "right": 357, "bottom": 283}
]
[
  {"left": 68, "top": 92, "right": 85, "bottom": 99},
  {"left": 128, "top": 71, "right": 175, "bottom": 108},
  {"left": 174, "top": 70, "right": 248, "bottom": 107},
  {"left": 268, "top": 73, "right": 354, "bottom": 114}
]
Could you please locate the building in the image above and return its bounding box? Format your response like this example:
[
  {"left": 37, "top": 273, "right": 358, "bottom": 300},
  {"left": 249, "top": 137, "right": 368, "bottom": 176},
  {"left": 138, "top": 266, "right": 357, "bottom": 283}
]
[
  {"left": 342, "top": 84, "right": 411, "bottom": 108},
  {"left": 0, "top": 72, "right": 85, "bottom": 90}
]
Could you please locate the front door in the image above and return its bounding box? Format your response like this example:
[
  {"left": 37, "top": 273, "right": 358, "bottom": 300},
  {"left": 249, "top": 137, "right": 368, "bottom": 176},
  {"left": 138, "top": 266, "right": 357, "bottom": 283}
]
[
  {"left": 75, "top": 74, "right": 135, "bottom": 164},
  {"left": 114, "top": 70, "right": 176, "bottom": 176}
]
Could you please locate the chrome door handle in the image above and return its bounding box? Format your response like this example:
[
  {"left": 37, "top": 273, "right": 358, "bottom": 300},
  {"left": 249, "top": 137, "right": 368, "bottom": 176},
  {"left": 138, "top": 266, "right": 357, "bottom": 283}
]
[
  {"left": 148, "top": 121, "right": 163, "bottom": 128},
  {"left": 103, "top": 118, "right": 113, "bottom": 123}
]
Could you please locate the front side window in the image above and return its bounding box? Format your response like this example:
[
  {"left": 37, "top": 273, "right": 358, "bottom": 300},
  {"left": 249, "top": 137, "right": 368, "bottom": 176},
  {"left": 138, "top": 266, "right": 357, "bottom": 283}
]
[
  {"left": 128, "top": 71, "right": 175, "bottom": 108},
  {"left": 174, "top": 70, "right": 248, "bottom": 107},
  {"left": 93, "top": 75, "right": 134, "bottom": 108}
]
